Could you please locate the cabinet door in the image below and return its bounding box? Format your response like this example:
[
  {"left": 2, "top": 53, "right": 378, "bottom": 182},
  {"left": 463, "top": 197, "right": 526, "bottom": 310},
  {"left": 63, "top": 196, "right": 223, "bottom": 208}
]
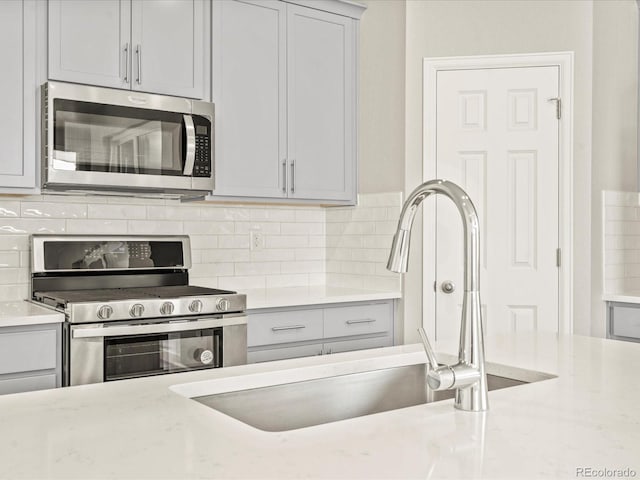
[
  {"left": 131, "top": 0, "right": 204, "bottom": 99},
  {"left": 0, "top": 0, "right": 37, "bottom": 190},
  {"left": 212, "top": 0, "right": 287, "bottom": 198},
  {"left": 49, "top": 0, "right": 131, "bottom": 89},
  {"left": 287, "top": 5, "right": 355, "bottom": 202}
]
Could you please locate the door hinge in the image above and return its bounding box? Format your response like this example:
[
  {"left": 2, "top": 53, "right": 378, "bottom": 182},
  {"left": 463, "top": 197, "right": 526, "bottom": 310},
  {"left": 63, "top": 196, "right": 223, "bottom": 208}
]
[
  {"left": 556, "top": 248, "right": 562, "bottom": 268},
  {"left": 548, "top": 97, "right": 561, "bottom": 120}
]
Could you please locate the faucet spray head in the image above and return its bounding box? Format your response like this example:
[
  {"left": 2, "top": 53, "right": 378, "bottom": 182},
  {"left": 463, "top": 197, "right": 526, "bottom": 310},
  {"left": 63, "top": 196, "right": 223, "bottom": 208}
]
[{"left": 386, "top": 229, "right": 410, "bottom": 273}]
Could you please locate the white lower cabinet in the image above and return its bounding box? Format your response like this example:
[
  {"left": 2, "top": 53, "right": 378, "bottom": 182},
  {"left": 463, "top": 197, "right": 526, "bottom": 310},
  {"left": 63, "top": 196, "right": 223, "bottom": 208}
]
[
  {"left": 247, "top": 301, "right": 394, "bottom": 363},
  {"left": 0, "top": 323, "right": 62, "bottom": 395},
  {"left": 607, "top": 302, "right": 640, "bottom": 343}
]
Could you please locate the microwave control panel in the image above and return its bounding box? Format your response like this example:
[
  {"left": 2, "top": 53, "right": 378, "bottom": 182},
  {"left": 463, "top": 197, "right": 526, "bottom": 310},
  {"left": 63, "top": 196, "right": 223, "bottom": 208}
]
[{"left": 193, "top": 120, "right": 211, "bottom": 178}]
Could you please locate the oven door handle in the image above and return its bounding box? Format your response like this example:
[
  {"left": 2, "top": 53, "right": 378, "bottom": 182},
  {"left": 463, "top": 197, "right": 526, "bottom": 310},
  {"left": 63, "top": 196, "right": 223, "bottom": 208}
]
[
  {"left": 182, "top": 114, "right": 196, "bottom": 175},
  {"left": 72, "top": 316, "right": 247, "bottom": 339}
]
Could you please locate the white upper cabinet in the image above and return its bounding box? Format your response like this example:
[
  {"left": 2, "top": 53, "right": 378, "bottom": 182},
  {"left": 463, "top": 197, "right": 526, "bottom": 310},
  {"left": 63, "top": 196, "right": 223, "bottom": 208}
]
[
  {"left": 49, "top": 0, "right": 206, "bottom": 99},
  {"left": 213, "top": 0, "right": 286, "bottom": 198},
  {"left": 286, "top": 5, "right": 354, "bottom": 201},
  {"left": 0, "top": 0, "right": 38, "bottom": 191},
  {"left": 48, "top": 0, "right": 130, "bottom": 90},
  {"left": 212, "top": 0, "right": 363, "bottom": 204}
]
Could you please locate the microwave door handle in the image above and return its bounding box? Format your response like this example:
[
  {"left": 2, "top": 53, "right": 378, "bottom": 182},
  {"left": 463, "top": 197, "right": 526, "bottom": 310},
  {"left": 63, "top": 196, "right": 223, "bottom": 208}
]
[{"left": 183, "top": 114, "right": 196, "bottom": 175}]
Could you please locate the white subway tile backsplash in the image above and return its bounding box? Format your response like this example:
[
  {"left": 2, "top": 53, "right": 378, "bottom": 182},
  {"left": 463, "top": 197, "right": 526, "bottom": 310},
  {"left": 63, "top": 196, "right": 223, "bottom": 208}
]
[
  {"left": 265, "top": 235, "right": 309, "bottom": 249},
  {"left": 603, "top": 191, "right": 640, "bottom": 295},
  {"left": 127, "top": 220, "right": 184, "bottom": 235},
  {"left": 183, "top": 221, "right": 234, "bottom": 235},
  {"left": 66, "top": 219, "right": 126, "bottom": 234},
  {"left": 0, "top": 252, "right": 20, "bottom": 268},
  {"left": 249, "top": 208, "right": 296, "bottom": 222},
  {"left": 0, "top": 218, "right": 67, "bottom": 234},
  {"left": 22, "top": 202, "right": 88, "bottom": 219},
  {"left": 0, "top": 192, "right": 401, "bottom": 301},
  {"left": 235, "top": 262, "right": 280, "bottom": 276},
  {"left": 250, "top": 249, "right": 295, "bottom": 262},
  {"left": 281, "top": 222, "right": 324, "bottom": 235},
  {"left": 88, "top": 204, "right": 146, "bottom": 220},
  {"left": 0, "top": 202, "right": 21, "bottom": 217},
  {"left": 234, "top": 222, "right": 281, "bottom": 235},
  {"left": 281, "top": 260, "right": 323, "bottom": 274},
  {"left": 0, "top": 235, "right": 29, "bottom": 251},
  {"left": 147, "top": 205, "right": 201, "bottom": 221}
]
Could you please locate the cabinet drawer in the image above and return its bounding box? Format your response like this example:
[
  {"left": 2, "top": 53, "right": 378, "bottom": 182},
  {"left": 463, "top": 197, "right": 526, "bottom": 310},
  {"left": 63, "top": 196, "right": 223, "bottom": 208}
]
[
  {"left": 248, "top": 309, "right": 323, "bottom": 347},
  {"left": 0, "top": 329, "right": 57, "bottom": 375},
  {"left": 248, "top": 344, "right": 322, "bottom": 364},
  {"left": 611, "top": 306, "right": 640, "bottom": 339},
  {"left": 324, "top": 335, "right": 393, "bottom": 355},
  {"left": 0, "top": 373, "right": 57, "bottom": 395},
  {"left": 324, "top": 303, "right": 392, "bottom": 339}
]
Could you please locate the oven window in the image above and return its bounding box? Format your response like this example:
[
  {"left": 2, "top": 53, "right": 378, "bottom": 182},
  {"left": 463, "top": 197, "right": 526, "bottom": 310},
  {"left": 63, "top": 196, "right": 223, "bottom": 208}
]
[
  {"left": 104, "top": 328, "right": 221, "bottom": 381},
  {"left": 53, "top": 99, "right": 185, "bottom": 176}
]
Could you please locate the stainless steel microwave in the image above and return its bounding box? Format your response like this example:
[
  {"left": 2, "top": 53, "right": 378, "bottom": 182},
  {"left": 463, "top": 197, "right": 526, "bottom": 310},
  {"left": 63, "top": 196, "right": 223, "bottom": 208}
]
[{"left": 41, "top": 82, "right": 214, "bottom": 199}]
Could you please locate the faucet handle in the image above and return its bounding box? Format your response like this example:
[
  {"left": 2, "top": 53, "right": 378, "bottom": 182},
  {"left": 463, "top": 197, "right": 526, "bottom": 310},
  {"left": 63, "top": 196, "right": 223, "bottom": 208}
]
[
  {"left": 418, "top": 327, "right": 456, "bottom": 391},
  {"left": 417, "top": 327, "right": 440, "bottom": 369}
]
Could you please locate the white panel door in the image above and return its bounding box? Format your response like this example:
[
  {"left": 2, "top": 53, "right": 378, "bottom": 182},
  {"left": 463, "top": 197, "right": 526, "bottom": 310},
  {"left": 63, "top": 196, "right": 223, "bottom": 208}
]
[
  {"left": 434, "top": 66, "right": 559, "bottom": 339},
  {"left": 49, "top": 0, "right": 131, "bottom": 89},
  {"left": 212, "top": 0, "right": 286, "bottom": 198},
  {"left": 287, "top": 5, "right": 355, "bottom": 202},
  {"left": 131, "top": 0, "right": 204, "bottom": 99},
  {"left": 0, "top": 0, "right": 37, "bottom": 189}
]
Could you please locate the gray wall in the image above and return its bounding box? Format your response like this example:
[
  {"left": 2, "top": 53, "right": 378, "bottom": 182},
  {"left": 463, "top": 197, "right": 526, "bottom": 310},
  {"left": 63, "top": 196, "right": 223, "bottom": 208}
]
[
  {"left": 358, "top": 0, "right": 406, "bottom": 194},
  {"left": 591, "top": 0, "right": 638, "bottom": 336},
  {"left": 360, "top": 0, "right": 638, "bottom": 341}
]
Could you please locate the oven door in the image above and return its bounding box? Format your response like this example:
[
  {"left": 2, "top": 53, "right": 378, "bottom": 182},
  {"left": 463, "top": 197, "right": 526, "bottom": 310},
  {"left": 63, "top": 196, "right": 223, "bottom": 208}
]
[
  {"left": 67, "top": 315, "right": 247, "bottom": 386},
  {"left": 43, "top": 82, "right": 213, "bottom": 195}
]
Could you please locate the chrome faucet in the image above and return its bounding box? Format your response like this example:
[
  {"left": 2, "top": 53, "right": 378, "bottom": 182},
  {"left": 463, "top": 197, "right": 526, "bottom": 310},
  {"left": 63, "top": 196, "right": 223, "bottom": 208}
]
[{"left": 387, "top": 179, "right": 488, "bottom": 412}]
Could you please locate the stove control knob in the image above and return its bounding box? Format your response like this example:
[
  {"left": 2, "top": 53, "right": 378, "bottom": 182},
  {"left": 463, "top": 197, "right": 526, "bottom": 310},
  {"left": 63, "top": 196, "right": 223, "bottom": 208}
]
[
  {"left": 160, "top": 302, "right": 175, "bottom": 316},
  {"left": 129, "top": 303, "right": 145, "bottom": 318},
  {"left": 216, "top": 298, "right": 231, "bottom": 312},
  {"left": 97, "top": 305, "right": 113, "bottom": 320},
  {"left": 189, "top": 299, "right": 203, "bottom": 314}
]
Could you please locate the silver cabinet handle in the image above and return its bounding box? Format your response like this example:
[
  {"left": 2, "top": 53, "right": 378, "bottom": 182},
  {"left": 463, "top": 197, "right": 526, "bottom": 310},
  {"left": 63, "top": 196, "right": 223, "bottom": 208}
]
[
  {"left": 346, "top": 318, "right": 376, "bottom": 325},
  {"left": 135, "top": 44, "right": 142, "bottom": 85},
  {"left": 282, "top": 159, "right": 287, "bottom": 194},
  {"left": 271, "top": 324, "right": 306, "bottom": 332},
  {"left": 290, "top": 159, "right": 295, "bottom": 194},
  {"left": 123, "top": 43, "right": 129, "bottom": 83},
  {"left": 182, "top": 115, "right": 196, "bottom": 175}
]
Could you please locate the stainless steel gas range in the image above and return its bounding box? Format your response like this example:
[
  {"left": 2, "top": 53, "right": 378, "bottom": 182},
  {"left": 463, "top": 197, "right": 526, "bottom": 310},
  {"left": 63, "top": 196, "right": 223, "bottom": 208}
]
[{"left": 30, "top": 235, "right": 247, "bottom": 386}]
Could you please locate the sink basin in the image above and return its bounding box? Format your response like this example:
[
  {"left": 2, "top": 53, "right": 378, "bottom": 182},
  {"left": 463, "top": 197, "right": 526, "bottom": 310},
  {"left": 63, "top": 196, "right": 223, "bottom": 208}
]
[{"left": 191, "top": 363, "right": 554, "bottom": 432}]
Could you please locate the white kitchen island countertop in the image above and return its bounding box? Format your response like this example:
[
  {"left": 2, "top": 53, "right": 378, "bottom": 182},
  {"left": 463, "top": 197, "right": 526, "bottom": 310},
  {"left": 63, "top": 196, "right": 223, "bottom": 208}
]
[
  {"left": 0, "top": 300, "right": 64, "bottom": 327},
  {"left": 242, "top": 285, "right": 401, "bottom": 310},
  {"left": 0, "top": 333, "right": 639, "bottom": 479}
]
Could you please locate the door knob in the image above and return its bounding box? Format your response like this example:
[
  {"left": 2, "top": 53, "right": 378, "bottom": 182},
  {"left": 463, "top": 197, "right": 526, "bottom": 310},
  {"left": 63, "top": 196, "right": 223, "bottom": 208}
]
[{"left": 441, "top": 281, "right": 456, "bottom": 294}]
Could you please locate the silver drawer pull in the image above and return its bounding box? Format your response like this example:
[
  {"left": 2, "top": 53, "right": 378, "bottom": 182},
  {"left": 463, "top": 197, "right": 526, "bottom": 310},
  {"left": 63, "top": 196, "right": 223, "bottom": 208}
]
[
  {"left": 271, "top": 325, "right": 306, "bottom": 332},
  {"left": 346, "top": 318, "right": 376, "bottom": 325}
]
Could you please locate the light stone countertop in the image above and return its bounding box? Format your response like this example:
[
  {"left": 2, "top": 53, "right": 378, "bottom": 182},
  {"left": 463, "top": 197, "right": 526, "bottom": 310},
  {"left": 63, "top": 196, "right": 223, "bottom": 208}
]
[
  {"left": 242, "top": 285, "right": 401, "bottom": 310},
  {"left": 0, "top": 301, "right": 64, "bottom": 327},
  {"left": 603, "top": 293, "right": 640, "bottom": 304},
  {"left": 0, "top": 332, "right": 639, "bottom": 479}
]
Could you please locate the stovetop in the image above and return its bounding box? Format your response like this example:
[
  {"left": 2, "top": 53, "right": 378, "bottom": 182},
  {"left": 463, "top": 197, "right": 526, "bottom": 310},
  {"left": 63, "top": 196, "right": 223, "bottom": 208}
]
[
  {"left": 29, "top": 235, "right": 246, "bottom": 324},
  {"left": 34, "top": 286, "right": 237, "bottom": 304},
  {"left": 33, "top": 285, "right": 246, "bottom": 324}
]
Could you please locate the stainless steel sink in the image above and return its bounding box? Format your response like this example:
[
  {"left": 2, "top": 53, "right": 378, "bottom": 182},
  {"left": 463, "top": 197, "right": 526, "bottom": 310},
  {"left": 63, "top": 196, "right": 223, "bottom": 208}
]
[{"left": 193, "top": 363, "right": 552, "bottom": 432}]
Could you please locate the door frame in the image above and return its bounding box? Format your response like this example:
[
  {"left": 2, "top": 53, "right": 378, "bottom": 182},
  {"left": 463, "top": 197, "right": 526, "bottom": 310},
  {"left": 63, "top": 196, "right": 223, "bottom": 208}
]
[{"left": 422, "top": 52, "right": 574, "bottom": 336}]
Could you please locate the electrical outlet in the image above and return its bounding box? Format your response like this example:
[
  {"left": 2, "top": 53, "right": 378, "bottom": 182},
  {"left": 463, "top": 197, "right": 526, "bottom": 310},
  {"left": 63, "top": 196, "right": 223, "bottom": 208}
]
[{"left": 250, "top": 230, "right": 264, "bottom": 251}]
